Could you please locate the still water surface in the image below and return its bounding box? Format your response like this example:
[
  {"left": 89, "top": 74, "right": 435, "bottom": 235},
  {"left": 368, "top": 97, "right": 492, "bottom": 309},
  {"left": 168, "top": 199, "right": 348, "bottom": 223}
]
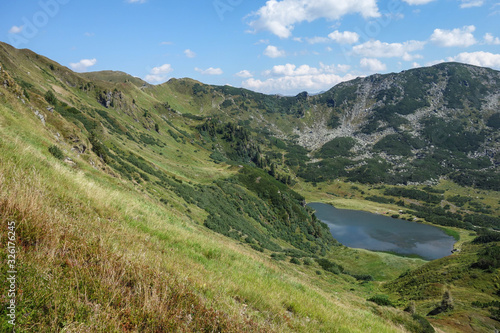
[{"left": 308, "top": 202, "right": 456, "bottom": 260}]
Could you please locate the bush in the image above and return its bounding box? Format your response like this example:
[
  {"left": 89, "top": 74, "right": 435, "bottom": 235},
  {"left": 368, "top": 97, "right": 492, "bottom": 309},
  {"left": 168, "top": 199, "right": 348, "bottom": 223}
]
[
  {"left": 271, "top": 253, "right": 286, "bottom": 261},
  {"left": 89, "top": 132, "right": 109, "bottom": 164},
  {"left": 473, "top": 229, "right": 500, "bottom": 244},
  {"left": 303, "top": 258, "right": 313, "bottom": 266},
  {"left": 315, "top": 258, "right": 344, "bottom": 274},
  {"left": 290, "top": 257, "right": 301, "bottom": 265},
  {"left": 316, "top": 137, "right": 356, "bottom": 158},
  {"left": 367, "top": 295, "right": 394, "bottom": 307},
  {"left": 350, "top": 274, "right": 374, "bottom": 282},
  {"left": 44, "top": 90, "right": 57, "bottom": 105},
  {"left": 48, "top": 145, "right": 64, "bottom": 160},
  {"left": 472, "top": 245, "right": 500, "bottom": 270}
]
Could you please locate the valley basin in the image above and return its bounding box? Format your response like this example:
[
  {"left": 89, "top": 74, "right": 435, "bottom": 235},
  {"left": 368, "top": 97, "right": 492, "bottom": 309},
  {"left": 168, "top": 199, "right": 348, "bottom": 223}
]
[{"left": 308, "top": 202, "right": 456, "bottom": 260}]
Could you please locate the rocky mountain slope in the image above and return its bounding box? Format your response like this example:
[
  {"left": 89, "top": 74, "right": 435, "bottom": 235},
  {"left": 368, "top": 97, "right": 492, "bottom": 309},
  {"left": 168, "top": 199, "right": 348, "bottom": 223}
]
[{"left": 141, "top": 62, "right": 500, "bottom": 188}]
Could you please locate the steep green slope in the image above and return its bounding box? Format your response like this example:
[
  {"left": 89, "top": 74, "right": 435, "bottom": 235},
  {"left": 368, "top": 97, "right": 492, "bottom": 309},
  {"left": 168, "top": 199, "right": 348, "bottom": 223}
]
[{"left": 0, "top": 41, "right": 427, "bottom": 333}]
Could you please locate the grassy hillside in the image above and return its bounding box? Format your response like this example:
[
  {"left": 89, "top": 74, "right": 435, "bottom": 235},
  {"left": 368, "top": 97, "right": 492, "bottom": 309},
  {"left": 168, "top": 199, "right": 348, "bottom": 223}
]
[{"left": 0, "top": 41, "right": 498, "bottom": 332}]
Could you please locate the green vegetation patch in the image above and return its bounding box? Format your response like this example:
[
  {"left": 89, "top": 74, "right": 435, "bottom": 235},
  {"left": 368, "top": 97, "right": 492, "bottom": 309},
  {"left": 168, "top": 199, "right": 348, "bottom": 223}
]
[
  {"left": 373, "top": 133, "right": 425, "bottom": 157},
  {"left": 316, "top": 137, "right": 356, "bottom": 158}
]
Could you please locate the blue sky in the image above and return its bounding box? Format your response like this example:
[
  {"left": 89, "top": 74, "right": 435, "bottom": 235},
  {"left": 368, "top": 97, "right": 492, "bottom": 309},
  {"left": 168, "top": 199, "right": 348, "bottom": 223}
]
[{"left": 1, "top": 0, "right": 499, "bottom": 95}]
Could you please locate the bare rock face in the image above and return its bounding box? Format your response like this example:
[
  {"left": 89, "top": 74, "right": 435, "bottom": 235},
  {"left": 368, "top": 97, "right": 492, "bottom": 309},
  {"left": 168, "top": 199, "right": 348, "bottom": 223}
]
[
  {"left": 292, "top": 63, "right": 500, "bottom": 159},
  {"left": 34, "top": 110, "right": 46, "bottom": 126}
]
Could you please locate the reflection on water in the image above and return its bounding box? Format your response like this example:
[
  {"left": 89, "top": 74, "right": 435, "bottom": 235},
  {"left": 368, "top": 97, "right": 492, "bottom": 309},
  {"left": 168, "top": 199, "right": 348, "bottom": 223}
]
[{"left": 308, "top": 202, "right": 456, "bottom": 260}]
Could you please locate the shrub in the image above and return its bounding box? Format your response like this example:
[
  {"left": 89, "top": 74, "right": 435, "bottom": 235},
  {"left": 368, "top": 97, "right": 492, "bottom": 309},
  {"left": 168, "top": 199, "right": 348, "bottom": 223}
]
[
  {"left": 271, "top": 253, "right": 286, "bottom": 261},
  {"left": 44, "top": 90, "right": 57, "bottom": 105},
  {"left": 290, "top": 257, "right": 301, "bottom": 265},
  {"left": 89, "top": 132, "right": 109, "bottom": 164},
  {"left": 48, "top": 145, "right": 64, "bottom": 160},
  {"left": 472, "top": 245, "right": 500, "bottom": 270},
  {"left": 473, "top": 229, "right": 500, "bottom": 244},
  {"left": 317, "top": 137, "right": 356, "bottom": 158},
  {"left": 350, "top": 274, "right": 374, "bottom": 282},
  {"left": 428, "top": 290, "right": 454, "bottom": 315},
  {"left": 303, "top": 258, "right": 313, "bottom": 266},
  {"left": 367, "top": 295, "right": 394, "bottom": 307},
  {"left": 315, "top": 258, "right": 344, "bottom": 274}
]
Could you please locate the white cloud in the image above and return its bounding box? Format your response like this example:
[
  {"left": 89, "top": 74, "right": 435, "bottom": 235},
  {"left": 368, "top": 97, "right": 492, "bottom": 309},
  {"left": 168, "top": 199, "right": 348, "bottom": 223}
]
[
  {"left": 184, "top": 49, "right": 196, "bottom": 58},
  {"left": 236, "top": 70, "right": 253, "bottom": 78},
  {"left": 8, "top": 26, "right": 23, "bottom": 34},
  {"left": 328, "top": 30, "right": 360, "bottom": 44},
  {"left": 127, "top": 0, "right": 147, "bottom": 3},
  {"left": 243, "top": 62, "right": 356, "bottom": 94},
  {"left": 195, "top": 67, "right": 223, "bottom": 75},
  {"left": 255, "top": 39, "right": 270, "bottom": 45},
  {"left": 160, "top": 41, "right": 173, "bottom": 45},
  {"left": 144, "top": 64, "right": 174, "bottom": 83},
  {"left": 430, "top": 25, "right": 477, "bottom": 47},
  {"left": 484, "top": 33, "right": 500, "bottom": 45},
  {"left": 144, "top": 75, "right": 165, "bottom": 83},
  {"left": 360, "top": 58, "right": 387, "bottom": 72},
  {"left": 84, "top": 32, "right": 95, "bottom": 37},
  {"left": 263, "top": 45, "right": 286, "bottom": 58},
  {"left": 69, "top": 58, "right": 97, "bottom": 72},
  {"left": 264, "top": 64, "right": 320, "bottom": 77},
  {"left": 335, "top": 64, "right": 351, "bottom": 72},
  {"left": 306, "top": 37, "right": 330, "bottom": 44},
  {"left": 307, "top": 31, "right": 360, "bottom": 45},
  {"left": 352, "top": 40, "right": 425, "bottom": 60},
  {"left": 460, "top": 0, "right": 484, "bottom": 8},
  {"left": 402, "top": 0, "right": 436, "bottom": 5},
  {"left": 447, "top": 51, "right": 500, "bottom": 69},
  {"left": 247, "top": 0, "right": 380, "bottom": 38},
  {"left": 150, "top": 64, "right": 173, "bottom": 75},
  {"left": 243, "top": 73, "right": 357, "bottom": 95}
]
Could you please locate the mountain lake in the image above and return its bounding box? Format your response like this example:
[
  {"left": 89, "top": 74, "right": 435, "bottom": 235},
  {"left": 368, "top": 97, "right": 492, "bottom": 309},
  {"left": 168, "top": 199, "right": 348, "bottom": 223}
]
[{"left": 308, "top": 202, "right": 456, "bottom": 260}]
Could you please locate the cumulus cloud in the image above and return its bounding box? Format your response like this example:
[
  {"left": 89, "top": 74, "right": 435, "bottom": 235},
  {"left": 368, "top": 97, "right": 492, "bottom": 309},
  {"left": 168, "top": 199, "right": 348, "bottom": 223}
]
[
  {"left": 264, "top": 64, "right": 320, "bottom": 77},
  {"left": 69, "top": 58, "right": 97, "bottom": 72},
  {"left": 242, "top": 62, "right": 356, "bottom": 94},
  {"left": 235, "top": 70, "right": 253, "bottom": 78},
  {"left": 430, "top": 25, "right": 477, "bottom": 47},
  {"left": 306, "top": 37, "right": 330, "bottom": 44},
  {"left": 328, "top": 30, "right": 360, "bottom": 44},
  {"left": 402, "top": 0, "right": 436, "bottom": 5},
  {"left": 8, "top": 26, "right": 23, "bottom": 34},
  {"left": 247, "top": 0, "right": 380, "bottom": 38},
  {"left": 184, "top": 49, "right": 196, "bottom": 58},
  {"left": 306, "top": 30, "right": 360, "bottom": 45},
  {"left": 263, "top": 45, "right": 286, "bottom": 58},
  {"left": 144, "top": 64, "right": 173, "bottom": 83},
  {"left": 484, "top": 33, "right": 500, "bottom": 45},
  {"left": 360, "top": 58, "right": 387, "bottom": 72},
  {"left": 195, "top": 67, "right": 223, "bottom": 75},
  {"left": 352, "top": 40, "right": 425, "bottom": 60},
  {"left": 447, "top": 51, "right": 500, "bottom": 69},
  {"left": 460, "top": 0, "right": 484, "bottom": 8}
]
